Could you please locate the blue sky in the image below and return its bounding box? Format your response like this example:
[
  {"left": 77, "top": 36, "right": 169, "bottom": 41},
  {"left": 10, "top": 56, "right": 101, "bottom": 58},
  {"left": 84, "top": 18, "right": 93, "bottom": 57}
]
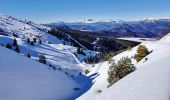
[{"left": 0, "top": 0, "right": 170, "bottom": 23}]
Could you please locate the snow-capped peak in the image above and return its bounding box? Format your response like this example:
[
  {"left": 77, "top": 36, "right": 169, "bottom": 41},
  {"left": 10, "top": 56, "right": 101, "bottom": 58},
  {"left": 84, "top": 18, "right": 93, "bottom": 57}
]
[
  {"left": 146, "top": 16, "right": 170, "bottom": 20},
  {"left": 143, "top": 16, "right": 170, "bottom": 22},
  {"left": 75, "top": 19, "right": 115, "bottom": 23}
]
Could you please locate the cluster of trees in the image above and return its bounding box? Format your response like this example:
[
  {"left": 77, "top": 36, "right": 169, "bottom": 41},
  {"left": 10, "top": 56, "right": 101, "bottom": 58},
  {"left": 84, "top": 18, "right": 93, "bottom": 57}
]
[
  {"left": 107, "top": 57, "right": 136, "bottom": 87},
  {"left": 50, "top": 29, "right": 140, "bottom": 53},
  {"left": 84, "top": 55, "right": 101, "bottom": 64},
  {"left": 27, "top": 38, "right": 34, "bottom": 45},
  {"left": 101, "top": 49, "right": 127, "bottom": 61},
  {"left": 2, "top": 37, "right": 33, "bottom": 59},
  {"left": 6, "top": 38, "right": 20, "bottom": 53},
  {"left": 49, "top": 29, "right": 82, "bottom": 48},
  {"left": 27, "top": 37, "right": 41, "bottom": 46},
  {"left": 107, "top": 45, "right": 149, "bottom": 87}
]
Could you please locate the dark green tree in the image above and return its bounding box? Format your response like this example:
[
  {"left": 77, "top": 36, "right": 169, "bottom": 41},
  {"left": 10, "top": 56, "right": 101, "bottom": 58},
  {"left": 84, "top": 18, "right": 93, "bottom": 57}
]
[
  {"left": 27, "top": 38, "right": 30, "bottom": 43},
  {"left": 107, "top": 57, "right": 135, "bottom": 87},
  {"left": 33, "top": 38, "right": 37, "bottom": 43}
]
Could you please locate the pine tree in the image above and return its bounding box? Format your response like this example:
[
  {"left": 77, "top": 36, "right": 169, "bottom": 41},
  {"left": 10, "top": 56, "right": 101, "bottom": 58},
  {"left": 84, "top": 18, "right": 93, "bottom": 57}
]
[
  {"left": 77, "top": 47, "right": 83, "bottom": 54},
  {"left": 116, "top": 57, "right": 135, "bottom": 79},
  {"left": 77, "top": 47, "right": 81, "bottom": 54},
  {"left": 27, "top": 38, "right": 30, "bottom": 43},
  {"left": 134, "top": 45, "right": 149, "bottom": 62},
  {"left": 33, "top": 38, "right": 37, "bottom": 43},
  {"left": 107, "top": 57, "right": 135, "bottom": 87},
  {"left": 13, "top": 38, "right": 17, "bottom": 46},
  {"left": 107, "top": 61, "right": 118, "bottom": 86}
]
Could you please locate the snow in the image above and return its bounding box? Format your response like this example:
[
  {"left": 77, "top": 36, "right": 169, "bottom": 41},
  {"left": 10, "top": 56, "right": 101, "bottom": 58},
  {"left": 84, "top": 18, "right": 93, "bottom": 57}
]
[
  {"left": 1, "top": 14, "right": 170, "bottom": 100},
  {"left": 0, "top": 35, "right": 83, "bottom": 75},
  {"left": 0, "top": 14, "right": 97, "bottom": 100},
  {"left": 0, "top": 14, "right": 95, "bottom": 75},
  {"left": 0, "top": 15, "right": 49, "bottom": 42},
  {"left": 117, "top": 37, "right": 158, "bottom": 42},
  {"left": 77, "top": 19, "right": 114, "bottom": 23},
  {"left": 0, "top": 46, "right": 80, "bottom": 100},
  {"left": 78, "top": 33, "right": 170, "bottom": 100}
]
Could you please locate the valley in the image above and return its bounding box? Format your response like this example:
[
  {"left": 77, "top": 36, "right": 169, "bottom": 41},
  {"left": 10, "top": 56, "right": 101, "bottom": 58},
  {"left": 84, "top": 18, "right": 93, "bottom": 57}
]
[{"left": 0, "top": 14, "right": 170, "bottom": 100}]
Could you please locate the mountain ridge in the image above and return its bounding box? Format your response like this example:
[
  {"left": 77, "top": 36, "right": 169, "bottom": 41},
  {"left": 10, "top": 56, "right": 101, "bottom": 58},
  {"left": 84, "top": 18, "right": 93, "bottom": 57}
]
[{"left": 48, "top": 18, "right": 170, "bottom": 38}]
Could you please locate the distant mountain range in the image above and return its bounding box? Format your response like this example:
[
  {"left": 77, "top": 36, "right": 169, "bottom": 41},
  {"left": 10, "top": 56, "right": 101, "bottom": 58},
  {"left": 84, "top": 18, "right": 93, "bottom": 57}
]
[{"left": 48, "top": 18, "right": 170, "bottom": 38}]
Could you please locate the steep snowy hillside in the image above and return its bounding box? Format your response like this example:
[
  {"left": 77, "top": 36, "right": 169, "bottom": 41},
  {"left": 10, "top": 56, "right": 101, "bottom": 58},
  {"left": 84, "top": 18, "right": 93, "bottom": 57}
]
[
  {"left": 0, "top": 14, "right": 96, "bottom": 75},
  {"left": 0, "top": 15, "right": 50, "bottom": 42},
  {"left": 0, "top": 14, "right": 97, "bottom": 100},
  {"left": 0, "top": 46, "right": 82, "bottom": 100},
  {"left": 78, "top": 33, "right": 170, "bottom": 100},
  {"left": 0, "top": 35, "right": 83, "bottom": 75}
]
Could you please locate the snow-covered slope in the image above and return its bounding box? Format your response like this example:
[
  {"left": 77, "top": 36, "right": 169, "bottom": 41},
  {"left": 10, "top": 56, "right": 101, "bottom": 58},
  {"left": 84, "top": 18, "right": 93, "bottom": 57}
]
[
  {"left": 117, "top": 37, "right": 158, "bottom": 42},
  {"left": 0, "top": 15, "right": 50, "bottom": 42},
  {"left": 78, "top": 33, "right": 170, "bottom": 100},
  {"left": 0, "top": 14, "right": 95, "bottom": 74},
  {"left": 0, "top": 14, "right": 95, "bottom": 99},
  {"left": 0, "top": 46, "right": 80, "bottom": 100},
  {"left": 0, "top": 35, "right": 83, "bottom": 75}
]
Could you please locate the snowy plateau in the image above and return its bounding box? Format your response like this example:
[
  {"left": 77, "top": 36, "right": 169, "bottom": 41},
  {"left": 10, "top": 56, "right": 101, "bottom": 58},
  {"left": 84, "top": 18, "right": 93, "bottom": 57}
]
[{"left": 0, "top": 14, "right": 170, "bottom": 100}]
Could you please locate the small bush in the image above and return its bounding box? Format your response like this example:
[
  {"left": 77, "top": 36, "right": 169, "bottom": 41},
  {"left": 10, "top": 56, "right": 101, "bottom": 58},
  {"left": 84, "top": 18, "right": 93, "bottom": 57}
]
[
  {"left": 26, "top": 53, "right": 31, "bottom": 58},
  {"left": 127, "top": 45, "right": 132, "bottom": 51},
  {"left": 77, "top": 47, "right": 83, "bottom": 54},
  {"left": 73, "top": 87, "right": 80, "bottom": 91},
  {"left": 39, "top": 54, "right": 46, "bottom": 64},
  {"left": 85, "top": 69, "right": 90, "bottom": 74}
]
